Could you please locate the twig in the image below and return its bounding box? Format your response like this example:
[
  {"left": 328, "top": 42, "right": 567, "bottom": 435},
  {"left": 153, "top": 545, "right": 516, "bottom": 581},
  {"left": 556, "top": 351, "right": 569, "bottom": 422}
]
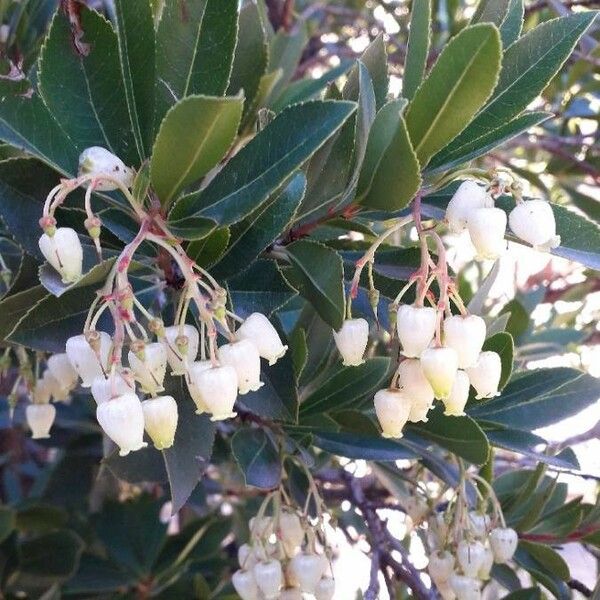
[{"left": 568, "top": 579, "right": 593, "bottom": 597}]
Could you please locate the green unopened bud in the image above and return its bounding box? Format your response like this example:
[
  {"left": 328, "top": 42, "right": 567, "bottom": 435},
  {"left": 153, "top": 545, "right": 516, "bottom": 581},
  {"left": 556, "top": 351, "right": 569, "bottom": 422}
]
[
  {"left": 369, "top": 288, "right": 380, "bottom": 314},
  {"left": 130, "top": 340, "right": 146, "bottom": 360},
  {"left": 175, "top": 334, "right": 189, "bottom": 356},
  {"left": 148, "top": 318, "right": 165, "bottom": 337},
  {"left": 118, "top": 286, "right": 135, "bottom": 312},
  {"left": 214, "top": 306, "right": 226, "bottom": 322},
  {"left": 38, "top": 215, "right": 57, "bottom": 236},
  {"left": 85, "top": 330, "right": 102, "bottom": 353},
  {"left": 84, "top": 215, "right": 102, "bottom": 239},
  {"left": 388, "top": 303, "right": 398, "bottom": 336}
]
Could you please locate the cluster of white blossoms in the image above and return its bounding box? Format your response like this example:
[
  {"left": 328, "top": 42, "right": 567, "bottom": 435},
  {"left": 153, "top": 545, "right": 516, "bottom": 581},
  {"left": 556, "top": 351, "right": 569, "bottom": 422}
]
[
  {"left": 447, "top": 179, "right": 560, "bottom": 260},
  {"left": 427, "top": 508, "right": 518, "bottom": 600},
  {"left": 31, "top": 148, "right": 287, "bottom": 453},
  {"left": 233, "top": 510, "right": 334, "bottom": 600}
]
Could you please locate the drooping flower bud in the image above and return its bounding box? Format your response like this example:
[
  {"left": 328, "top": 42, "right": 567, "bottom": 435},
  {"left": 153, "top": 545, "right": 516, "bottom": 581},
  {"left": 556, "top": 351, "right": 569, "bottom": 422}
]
[
  {"left": 449, "top": 574, "right": 481, "bottom": 600},
  {"left": 47, "top": 353, "right": 79, "bottom": 389},
  {"left": 442, "top": 370, "right": 470, "bottom": 416},
  {"left": 420, "top": 347, "right": 459, "bottom": 400},
  {"left": 249, "top": 515, "right": 274, "bottom": 538},
  {"left": 38, "top": 227, "right": 83, "bottom": 284},
  {"left": 128, "top": 342, "right": 167, "bottom": 394},
  {"left": 443, "top": 315, "right": 486, "bottom": 369},
  {"left": 456, "top": 539, "right": 486, "bottom": 577},
  {"left": 186, "top": 360, "right": 212, "bottom": 414},
  {"left": 218, "top": 339, "right": 263, "bottom": 395},
  {"left": 289, "top": 552, "right": 327, "bottom": 594},
  {"left": 280, "top": 588, "right": 303, "bottom": 600},
  {"left": 236, "top": 312, "right": 288, "bottom": 366},
  {"left": 397, "top": 359, "right": 434, "bottom": 422},
  {"left": 467, "top": 207, "right": 507, "bottom": 260},
  {"left": 466, "top": 351, "right": 501, "bottom": 399},
  {"left": 279, "top": 511, "right": 304, "bottom": 557},
  {"left": 238, "top": 544, "right": 258, "bottom": 570},
  {"left": 478, "top": 545, "right": 494, "bottom": 580},
  {"left": 437, "top": 581, "right": 457, "bottom": 600},
  {"left": 42, "top": 372, "right": 71, "bottom": 402},
  {"left": 446, "top": 181, "right": 493, "bottom": 233},
  {"left": 96, "top": 393, "right": 147, "bottom": 456},
  {"left": 90, "top": 373, "right": 135, "bottom": 405},
  {"left": 78, "top": 146, "right": 134, "bottom": 190},
  {"left": 396, "top": 305, "right": 437, "bottom": 358},
  {"left": 509, "top": 199, "right": 560, "bottom": 251},
  {"left": 232, "top": 569, "right": 260, "bottom": 600},
  {"left": 332, "top": 318, "right": 369, "bottom": 366},
  {"left": 32, "top": 378, "right": 52, "bottom": 405},
  {"left": 428, "top": 550, "right": 455, "bottom": 584},
  {"left": 142, "top": 395, "right": 178, "bottom": 450},
  {"left": 163, "top": 324, "right": 199, "bottom": 375},
  {"left": 428, "top": 512, "right": 449, "bottom": 549},
  {"left": 314, "top": 577, "right": 335, "bottom": 600},
  {"left": 26, "top": 403, "right": 56, "bottom": 439},
  {"left": 253, "top": 559, "right": 283, "bottom": 599},
  {"left": 66, "top": 332, "right": 111, "bottom": 387},
  {"left": 468, "top": 511, "right": 490, "bottom": 539},
  {"left": 374, "top": 388, "right": 412, "bottom": 439},
  {"left": 190, "top": 364, "right": 238, "bottom": 421},
  {"left": 489, "top": 527, "right": 518, "bottom": 563}
]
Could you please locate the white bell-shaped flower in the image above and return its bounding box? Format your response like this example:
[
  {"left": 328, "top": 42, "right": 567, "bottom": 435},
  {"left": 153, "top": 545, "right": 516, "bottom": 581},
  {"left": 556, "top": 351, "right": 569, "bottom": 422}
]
[
  {"left": 446, "top": 180, "right": 493, "bottom": 233},
  {"left": 333, "top": 318, "right": 369, "bottom": 366},
  {"left": 449, "top": 574, "right": 481, "bottom": 600},
  {"left": 96, "top": 393, "right": 147, "bottom": 456},
  {"left": 489, "top": 527, "right": 518, "bottom": 563},
  {"left": 279, "top": 511, "right": 304, "bottom": 557},
  {"left": 428, "top": 513, "right": 449, "bottom": 549},
  {"left": 397, "top": 359, "right": 434, "bottom": 422},
  {"left": 468, "top": 511, "right": 490, "bottom": 539},
  {"left": 219, "top": 339, "right": 263, "bottom": 395},
  {"left": 396, "top": 305, "right": 437, "bottom": 358},
  {"left": 47, "top": 353, "right": 78, "bottom": 389},
  {"left": 78, "top": 146, "right": 134, "bottom": 190},
  {"left": 190, "top": 364, "right": 238, "bottom": 421},
  {"left": 442, "top": 370, "right": 470, "bottom": 416},
  {"left": 420, "top": 347, "right": 458, "bottom": 400},
  {"left": 66, "top": 332, "right": 112, "bottom": 387},
  {"left": 38, "top": 227, "right": 83, "bottom": 284},
  {"left": 32, "top": 378, "right": 52, "bottom": 405},
  {"left": 186, "top": 360, "right": 212, "bottom": 414},
  {"left": 142, "top": 395, "right": 178, "bottom": 450},
  {"left": 42, "top": 372, "right": 71, "bottom": 402},
  {"left": 467, "top": 351, "right": 501, "bottom": 399},
  {"left": 478, "top": 545, "right": 494, "bottom": 580},
  {"left": 437, "top": 581, "right": 457, "bottom": 600},
  {"left": 128, "top": 342, "right": 167, "bottom": 394},
  {"left": 236, "top": 312, "right": 288, "bottom": 365},
  {"left": 467, "top": 207, "right": 507, "bottom": 260},
  {"left": 253, "top": 559, "right": 283, "bottom": 599},
  {"left": 428, "top": 550, "right": 455, "bottom": 584},
  {"left": 280, "top": 589, "right": 303, "bottom": 600},
  {"left": 314, "top": 577, "right": 335, "bottom": 600},
  {"left": 443, "top": 315, "right": 486, "bottom": 369},
  {"left": 90, "top": 373, "right": 135, "bottom": 405},
  {"left": 232, "top": 569, "right": 260, "bottom": 600},
  {"left": 289, "top": 552, "right": 327, "bottom": 594},
  {"left": 509, "top": 199, "right": 560, "bottom": 251},
  {"left": 26, "top": 403, "right": 56, "bottom": 439},
  {"left": 456, "top": 540, "right": 486, "bottom": 577},
  {"left": 163, "top": 324, "right": 199, "bottom": 375},
  {"left": 238, "top": 544, "right": 259, "bottom": 570},
  {"left": 374, "top": 388, "right": 412, "bottom": 439}
]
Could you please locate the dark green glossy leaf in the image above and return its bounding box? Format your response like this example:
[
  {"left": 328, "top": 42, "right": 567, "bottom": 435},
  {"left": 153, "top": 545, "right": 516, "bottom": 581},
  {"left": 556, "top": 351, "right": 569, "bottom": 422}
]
[
  {"left": 516, "top": 540, "right": 570, "bottom": 582},
  {"left": 471, "top": 0, "right": 510, "bottom": 26},
  {"left": 187, "top": 227, "right": 231, "bottom": 268},
  {"left": 502, "top": 589, "right": 542, "bottom": 600},
  {"left": 403, "top": 0, "right": 431, "bottom": 101},
  {"left": 171, "top": 100, "right": 355, "bottom": 226},
  {"left": 165, "top": 216, "right": 216, "bottom": 241},
  {"left": 232, "top": 427, "right": 281, "bottom": 489},
  {"left": 104, "top": 447, "right": 168, "bottom": 484},
  {"left": 500, "top": 0, "right": 524, "bottom": 47}
]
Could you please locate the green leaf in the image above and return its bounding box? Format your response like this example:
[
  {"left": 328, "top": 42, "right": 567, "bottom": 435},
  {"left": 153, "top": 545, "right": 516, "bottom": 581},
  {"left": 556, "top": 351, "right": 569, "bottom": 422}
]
[
  {"left": 357, "top": 99, "right": 421, "bottom": 211},
  {"left": 187, "top": 227, "right": 231, "bottom": 269},
  {"left": 470, "top": 368, "right": 600, "bottom": 429},
  {"left": 227, "top": 0, "right": 268, "bottom": 114},
  {"left": 471, "top": 0, "right": 510, "bottom": 26},
  {"left": 409, "top": 406, "right": 490, "bottom": 465},
  {"left": 166, "top": 216, "right": 216, "bottom": 241},
  {"left": 228, "top": 259, "right": 297, "bottom": 318},
  {"left": 442, "top": 13, "right": 597, "bottom": 164},
  {"left": 502, "top": 589, "right": 542, "bottom": 600},
  {"left": 300, "top": 358, "right": 390, "bottom": 417},
  {"left": 500, "top": 0, "right": 524, "bottom": 47},
  {"left": 114, "top": 0, "right": 156, "bottom": 159},
  {"left": 151, "top": 95, "right": 243, "bottom": 206},
  {"left": 0, "top": 506, "right": 15, "bottom": 544},
  {"left": 406, "top": 23, "right": 501, "bottom": 166},
  {"left": 0, "top": 286, "right": 47, "bottom": 343},
  {"left": 344, "top": 34, "right": 389, "bottom": 110},
  {"left": 155, "top": 0, "right": 238, "bottom": 126},
  {"left": 403, "top": 0, "right": 431, "bottom": 101},
  {"left": 427, "top": 111, "right": 550, "bottom": 172},
  {"left": 0, "top": 81, "right": 79, "bottom": 176},
  {"left": 516, "top": 540, "right": 570, "bottom": 581},
  {"left": 170, "top": 100, "right": 356, "bottom": 226},
  {"left": 38, "top": 8, "right": 138, "bottom": 165},
  {"left": 482, "top": 332, "right": 514, "bottom": 389},
  {"left": 104, "top": 447, "right": 168, "bottom": 485},
  {"left": 285, "top": 240, "right": 345, "bottom": 330},
  {"left": 232, "top": 427, "right": 282, "bottom": 489},
  {"left": 212, "top": 172, "right": 306, "bottom": 280}
]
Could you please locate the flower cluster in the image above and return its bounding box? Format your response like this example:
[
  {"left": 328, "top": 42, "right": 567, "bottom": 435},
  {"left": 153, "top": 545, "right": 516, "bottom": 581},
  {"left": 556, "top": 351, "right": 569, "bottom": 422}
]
[
  {"left": 233, "top": 509, "right": 334, "bottom": 600},
  {"left": 33, "top": 148, "right": 287, "bottom": 453}
]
